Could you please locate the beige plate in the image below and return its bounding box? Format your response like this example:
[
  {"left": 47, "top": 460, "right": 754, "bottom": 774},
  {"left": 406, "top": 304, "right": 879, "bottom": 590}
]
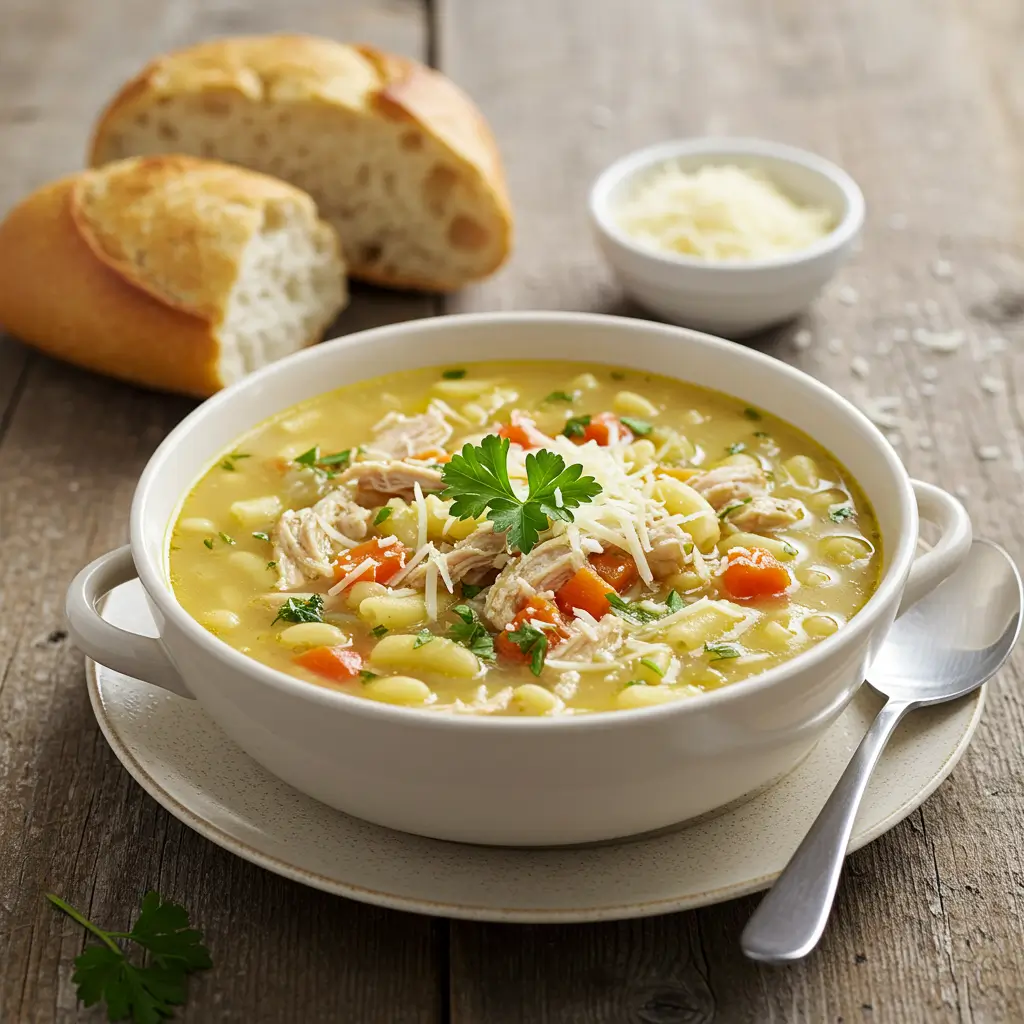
[{"left": 88, "top": 581, "right": 985, "bottom": 923}]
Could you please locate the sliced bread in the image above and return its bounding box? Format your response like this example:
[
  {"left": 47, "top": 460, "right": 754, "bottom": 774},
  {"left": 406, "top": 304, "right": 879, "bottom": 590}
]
[
  {"left": 0, "top": 155, "right": 346, "bottom": 396},
  {"left": 89, "top": 35, "right": 514, "bottom": 293}
]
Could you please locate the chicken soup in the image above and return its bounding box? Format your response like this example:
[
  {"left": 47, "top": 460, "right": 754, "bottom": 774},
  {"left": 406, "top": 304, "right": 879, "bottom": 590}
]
[{"left": 170, "top": 361, "right": 882, "bottom": 715}]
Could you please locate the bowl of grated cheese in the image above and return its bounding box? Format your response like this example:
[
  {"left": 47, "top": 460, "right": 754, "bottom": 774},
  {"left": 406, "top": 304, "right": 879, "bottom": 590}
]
[{"left": 589, "top": 137, "right": 865, "bottom": 337}]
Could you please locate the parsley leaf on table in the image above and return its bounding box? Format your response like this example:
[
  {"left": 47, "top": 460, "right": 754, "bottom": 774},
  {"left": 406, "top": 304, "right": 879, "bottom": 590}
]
[
  {"left": 46, "top": 891, "right": 211, "bottom": 1024},
  {"left": 440, "top": 434, "right": 602, "bottom": 554},
  {"left": 271, "top": 594, "right": 324, "bottom": 626},
  {"left": 506, "top": 621, "right": 550, "bottom": 676},
  {"left": 446, "top": 605, "right": 496, "bottom": 663}
]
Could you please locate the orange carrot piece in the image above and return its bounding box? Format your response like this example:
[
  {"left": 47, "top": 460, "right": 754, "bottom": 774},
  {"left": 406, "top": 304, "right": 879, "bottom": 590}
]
[
  {"left": 294, "top": 645, "right": 364, "bottom": 682},
  {"left": 498, "top": 411, "right": 548, "bottom": 449},
  {"left": 555, "top": 565, "right": 615, "bottom": 619},
  {"left": 720, "top": 546, "right": 791, "bottom": 600},
  {"left": 588, "top": 549, "right": 639, "bottom": 593},
  {"left": 333, "top": 537, "right": 408, "bottom": 586},
  {"left": 573, "top": 411, "right": 633, "bottom": 447},
  {"left": 495, "top": 596, "right": 569, "bottom": 662},
  {"left": 410, "top": 447, "right": 451, "bottom": 463}
]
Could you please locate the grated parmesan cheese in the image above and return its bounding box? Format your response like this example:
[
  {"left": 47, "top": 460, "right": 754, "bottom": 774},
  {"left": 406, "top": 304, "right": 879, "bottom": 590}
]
[
  {"left": 413, "top": 481, "right": 428, "bottom": 550},
  {"left": 614, "top": 162, "right": 834, "bottom": 262},
  {"left": 328, "top": 557, "right": 378, "bottom": 595}
]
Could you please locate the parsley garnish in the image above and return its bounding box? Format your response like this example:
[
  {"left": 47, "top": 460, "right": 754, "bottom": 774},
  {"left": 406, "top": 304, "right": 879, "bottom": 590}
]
[
  {"left": 461, "top": 583, "right": 484, "bottom": 599},
  {"left": 219, "top": 452, "right": 250, "bottom": 472},
  {"left": 562, "top": 414, "right": 591, "bottom": 438},
  {"left": 442, "top": 368, "right": 467, "bottom": 380},
  {"left": 218, "top": 532, "right": 235, "bottom": 546},
  {"left": 753, "top": 431, "right": 771, "bottom": 439},
  {"left": 743, "top": 408, "right": 762, "bottom": 421},
  {"left": 202, "top": 538, "right": 213, "bottom": 550},
  {"left": 610, "top": 371, "right": 626, "bottom": 381},
  {"left": 639, "top": 657, "right": 666, "bottom": 677},
  {"left": 46, "top": 891, "right": 211, "bottom": 1024},
  {"left": 252, "top": 531, "right": 270, "bottom": 542},
  {"left": 446, "top": 605, "right": 496, "bottom": 663},
  {"left": 359, "top": 670, "right": 378, "bottom": 682},
  {"left": 412, "top": 629, "right": 435, "bottom": 649},
  {"left": 318, "top": 449, "right": 354, "bottom": 468},
  {"left": 266, "top": 561, "right": 277, "bottom": 570},
  {"left": 271, "top": 594, "right": 324, "bottom": 626},
  {"left": 829, "top": 506, "right": 855, "bottom": 522},
  {"left": 370, "top": 625, "right": 389, "bottom": 638},
  {"left": 294, "top": 446, "right": 354, "bottom": 476},
  {"left": 620, "top": 416, "right": 653, "bottom": 436},
  {"left": 666, "top": 590, "right": 684, "bottom": 613},
  {"left": 506, "top": 621, "right": 549, "bottom": 676},
  {"left": 606, "top": 592, "right": 665, "bottom": 625},
  {"left": 440, "top": 435, "right": 602, "bottom": 554},
  {"left": 705, "top": 642, "right": 741, "bottom": 660},
  {"left": 374, "top": 507, "right": 393, "bottom": 526},
  {"left": 719, "top": 497, "right": 753, "bottom": 520},
  {"left": 544, "top": 390, "right": 577, "bottom": 403},
  {"left": 726, "top": 442, "right": 747, "bottom": 455}
]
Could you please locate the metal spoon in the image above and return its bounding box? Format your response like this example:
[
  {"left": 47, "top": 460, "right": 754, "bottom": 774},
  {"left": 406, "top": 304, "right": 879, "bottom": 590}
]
[{"left": 741, "top": 538, "right": 1022, "bottom": 964}]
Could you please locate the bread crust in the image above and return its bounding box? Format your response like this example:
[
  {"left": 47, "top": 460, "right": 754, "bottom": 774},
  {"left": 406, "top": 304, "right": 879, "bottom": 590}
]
[{"left": 88, "top": 35, "right": 514, "bottom": 291}]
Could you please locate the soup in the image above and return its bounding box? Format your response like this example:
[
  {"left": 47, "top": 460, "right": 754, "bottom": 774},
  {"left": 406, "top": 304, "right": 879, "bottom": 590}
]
[{"left": 170, "top": 361, "right": 882, "bottom": 715}]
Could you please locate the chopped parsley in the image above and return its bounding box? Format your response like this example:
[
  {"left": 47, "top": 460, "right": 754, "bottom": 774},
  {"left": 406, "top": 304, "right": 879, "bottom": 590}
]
[
  {"left": 370, "top": 625, "right": 389, "bottom": 639},
  {"left": 610, "top": 371, "right": 626, "bottom": 381},
  {"left": 294, "top": 445, "right": 354, "bottom": 476},
  {"left": 639, "top": 657, "right": 666, "bottom": 677},
  {"left": 666, "top": 590, "right": 685, "bottom": 614},
  {"left": 218, "top": 532, "right": 236, "bottom": 546},
  {"left": 359, "top": 670, "right": 378, "bottom": 682},
  {"left": 705, "top": 641, "right": 741, "bottom": 661},
  {"left": 203, "top": 538, "right": 214, "bottom": 550},
  {"left": 719, "top": 497, "right": 753, "bottom": 520},
  {"left": 412, "top": 629, "right": 435, "bottom": 649},
  {"left": 374, "top": 506, "right": 393, "bottom": 526},
  {"left": 440, "top": 434, "right": 602, "bottom": 554},
  {"left": 318, "top": 449, "right": 355, "bottom": 468},
  {"left": 829, "top": 505, "right": 856, "bottom": 523},
  {"left": 252, "top": 531, "right": 270, "bottom": 542},
  {"left": 782, "top": 540, "right": 799, "bottom": 556},
  {"left": 753, "top": 431, "right": 772, "bottom": 439},
  {"left": 743, "top": 408, "right": 762, "bottom": 421},
  {"left": 219, "top": 451, "right": 251, "bottom": 471},
  {"left": 446, "top": 605, "right": 496, "bottom": 663},
  {"left": 442, "top": 368, "right": 467, "bottom": 380},
  {"left": 506, "top": 621, "right": 549, "bottom": 676},
  {"left": 272, "top": 594, "right": 324, "bottom": 626},
  {"left": 461, "top": 583, "right": 484, "bottom": 599},
  {"left": 622, "top": 679, "right": 647, "bottom": 688},
  {"left": 606, "top": 592, "right": 665, "bottom": 625},
  {"left": 544, "top": 390, "right": 578, "bottom": 403},
  {"left": 266, "top": 561, "right": 277, "bottom": 570},
  {"left": 620, "top": 416, "right": 653, "bottom": 436},
  {"left": 726, "top": 442, "right": 747, "bottom": 455},
  {"left": 562, "top": 414, "right": 592, "bottom": 439}
]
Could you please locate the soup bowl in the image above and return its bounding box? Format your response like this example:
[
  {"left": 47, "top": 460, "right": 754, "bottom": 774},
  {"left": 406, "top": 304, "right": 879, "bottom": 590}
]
[{"left": 66, "top": 313, "right": 971, "bottom": 846}]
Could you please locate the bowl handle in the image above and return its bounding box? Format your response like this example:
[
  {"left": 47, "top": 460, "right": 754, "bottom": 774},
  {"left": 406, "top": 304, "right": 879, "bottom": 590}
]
[
  {"left": 899, "top": 480, "right": 972, "bottom": 616},
  {"left": 66, "top": 545, "right": 194, "bottom": 699}
]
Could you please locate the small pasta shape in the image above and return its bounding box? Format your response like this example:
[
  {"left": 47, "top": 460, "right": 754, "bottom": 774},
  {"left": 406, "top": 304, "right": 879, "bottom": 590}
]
[
  {"left": 369, "top": 634, "right": 480, "bottom": 677},
  {"left": 663, "top": 601, "right": 746, "bottom": 652},
  {"left": 178, "top": 516, "right": 217, "bottom": 534},
  {"left": 358, "top": 594, "right": 428, "bottom": 630},
  {"left": 568, "top": 372, "right": 600, "bottom": 391},
  {"left": 651, "top": 426, "right": 697, "bottom": 463},
  {"left": 748, "top": 620, "right": 795, "bottom": 652},
  {"left": 819, "top": 535, "right": 873, "bottom": 565},
  {"left": 363, "top": 675, "right": 433, "bottom": 706},
  {"left": 796, "top": 565, "right": 833, "bottom": 587},
  {"left": 782, "top": 454, "right": 820, "bottom": 489},
  {"left": 665, "top": 570, "right": 706, "bottom": 593},
  {"left": 279, "top": 622, "right": 350, "bottom": 649},
  {"left": 632, "top": 649, "right": 673, "bottom": 684},
  {"left": 432, "top": 378, "right": 497, "bottom": 399},
  {"left": 613, "top": 390, "right": 660, "bottom": 419},
  {"left": 201, "top": 609, "right": 240, "bottom": 633},
  {"left": 652, "top": 477, "right": 720, "bottom": 552},
  {"left": 345, "top": 580, "right": 388, "bottom": 610},
  {"left": 425, "top": 494, "right": 480, "bottom": 541},
  {"left": 803, "top": 614, "right": 840, "bottom": 637},
  {"left": 805, "top": 488, "right": 850, "bottom": 514},
  {"left": 713, "top": 452, "right": 760, "bottom": 469},
  {"left": 511, "top": 683, "right": 564, "bottom": 715},
  {"left": 718, "top": 532, "right": 798, "bottom": 562},
  {"left": 230, "top": 495, "right": 282, "bottom": 527},
  {"left": 228, "top": 550, "right": 274, "bottom": 582},
  {"left": 623, "top": 439, "right": 657, "bottom": 470},
  {"left": 616, "top": 684, "right": 680, "bottom": 709},
  {"left": 378, "top": 499, "right": 419, "bottom": 548}
]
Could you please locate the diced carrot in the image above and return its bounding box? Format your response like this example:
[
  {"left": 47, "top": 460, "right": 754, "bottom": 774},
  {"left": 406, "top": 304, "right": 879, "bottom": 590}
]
[
  {"left": 498, "top": 411, "right": 548, "bottom": 449},
  {"left": 720, "top": 546, "right": 791, "bottom": 601},
  {"left": 410, "top": 447, "right": 452, "bottom": 463},
  {"left": 294, "top": 645, "right": 364, "bottom": 682},
  {"left": 555, "top": 565, "right": 615, "bottom": 619},
  {"left": 333, "top": 537, "right": 409, "bottom": 586},
  {"left": 495, "top": 596, "right": 569, "bottom": 663},
  {"left": 588, "top": 549, "right": 639, "bottom": 593},
  {"left": 655, "top": 466, "right": 700, "bottom": 482},
  {"left": 573, "top": 412, "right": 633, "bottom": 447}
]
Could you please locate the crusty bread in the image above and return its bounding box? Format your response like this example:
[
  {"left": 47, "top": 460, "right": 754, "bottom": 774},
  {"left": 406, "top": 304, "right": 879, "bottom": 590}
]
[
  {"left": 0, "top": 155, "right": 346, "bottom": 397},
  {"left": 88, "top": 35, "right": 513, "bottom": 293}
]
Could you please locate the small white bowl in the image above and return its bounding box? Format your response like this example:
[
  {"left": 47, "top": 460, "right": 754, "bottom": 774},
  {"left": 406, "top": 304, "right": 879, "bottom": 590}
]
[{"left": 589, "top": 137, "right": 866, "bottom": 337}]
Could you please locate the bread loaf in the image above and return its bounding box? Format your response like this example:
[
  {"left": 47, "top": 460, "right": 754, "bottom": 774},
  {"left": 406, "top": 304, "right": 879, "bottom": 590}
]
[
  {"left": 0, "top": 155, "right": 346, "bottom": 397},
  {"left": 89, "top": 35, "right": 514, "bottom": 293}
]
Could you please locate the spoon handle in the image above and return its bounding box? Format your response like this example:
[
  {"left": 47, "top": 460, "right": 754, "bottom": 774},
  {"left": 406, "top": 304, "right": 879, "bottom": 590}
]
[{"left": 741, "top": 697, "right": 916, "bottom": 964}]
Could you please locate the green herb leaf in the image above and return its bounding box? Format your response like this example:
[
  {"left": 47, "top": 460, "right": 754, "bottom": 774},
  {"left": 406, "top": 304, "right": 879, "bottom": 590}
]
[
  {"left": 782, "top": 540, "right": 799, "bottom": 556},
  {"left": 544, "top": 390, "right": 577, "bottom": 403},
  {"left": 370, "top": 625, "right": 389, "bottom": 638},
  {"left": 726, "top": 442, "right": 747, "bottom": 455},
  {"left": 202, "top": 538, "right": 214, "bottom": 550},
  {"left": 829, "top": 505, "right": 856, "bottom": 523},
  {"left": 461, "top": 583, "right": 484, "bottom": 599},
  {"left": 294, "top": 446, "right": 320, "bottom": 468},
  {"left": 294, "top": 446, "right": 353, "bottom": 475},
  {"left": 374, "top": 507, "right": 393, "bottom": 526},
  {"left": 506, "top": 621, "right": 549, "bottom": 676},
  {"left": 639, "top": 657, "right": 666, "bottom": 677},
  {"left": 743, "top": 407, "right": 762, "bottom": 421},
  {"left": 440, "top": 435, "right": 602, "bottom": 554},
  {"left": 753, "top": 431, "right": 771, "bottom": 439},
  {"left": 705, "top": 642, "right": 741, "bottom": 661},
  {"left": 271, "top": 594, "right": 325, "bottom": 626},
  {"left": 610, "top": 371, "right": 626, "bottom": 381},
  {"left": 442, "top": 368, "right": 467, "bottom": 379},
  {"left": 606, "top": 592, "right": 665, "bottom": 625},
  {"left": 619, "top": 416, "right": 653, "bottom": 436},
  {"left": 46, "top": 891, "right": 211, "bottom": 1024},
  {"left": 252, "top": 531, "right": 270, "bottom": 542},
  {"left": 219, "top": 452, "right": 251, "bottom": 472},
  {"left": 318, "top": 449, "right": 353, "bottom": 469},
  {"left": 266, "top": 561, "right": 277, "bottom": 570},
  {"left": 412, "top": 629, "right": 435, "bottom": 649},
  {"left": 218, "top": 532, "right": 236, "bottom": 546},
  {"left": 359, "top": 670, "right": 378, "bottom": 682},
  {"left": 446, "top": 605, "right": 496, "bottom": 663},
  {"left": 666, "top": 590, "right": 684, "bottom": 614},
  {"left": 718, "top": 497, "right": 753, "bottom": 520},
  {"left": 562, "top": 414, "right": 591, "bottom": 439}
]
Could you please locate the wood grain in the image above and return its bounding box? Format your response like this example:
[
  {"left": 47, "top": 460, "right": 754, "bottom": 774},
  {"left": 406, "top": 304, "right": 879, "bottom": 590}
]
[{"left": 440, "top": 0, "right": 1024, "bottom": 1021}]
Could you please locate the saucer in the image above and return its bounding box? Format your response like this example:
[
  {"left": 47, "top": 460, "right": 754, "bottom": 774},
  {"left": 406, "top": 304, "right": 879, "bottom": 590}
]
[{"left": 87, "top": 580, "right": 984, "bottom": 923}]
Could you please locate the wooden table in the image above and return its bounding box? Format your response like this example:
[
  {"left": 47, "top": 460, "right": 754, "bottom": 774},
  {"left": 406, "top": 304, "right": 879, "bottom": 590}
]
[{"left": 3, "top": 0, "right": 1023, "bottom": 1020}]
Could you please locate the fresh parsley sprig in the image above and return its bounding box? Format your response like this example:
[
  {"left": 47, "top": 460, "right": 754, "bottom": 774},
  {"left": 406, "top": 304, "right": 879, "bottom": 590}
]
[
  {"left": 619, "top": 416, "right": 653, "bottom": 436},
  {"left": 440, "top": 435, "right": 602, "bottom": 554},
  {"left": 46, "top": 891, "right": 211, "bottom": 1024},
  {"left": 446, "top": 605, "right": 496, "bottom": 662},
  {"left": 506, "top": 621, "right": 550, "bottom": 676},
  {"left": 294, "top": 445, "right": 356, "bottom": 477},
  {"left": 272, "top": 594, "right": 324, "bottom": 626}
]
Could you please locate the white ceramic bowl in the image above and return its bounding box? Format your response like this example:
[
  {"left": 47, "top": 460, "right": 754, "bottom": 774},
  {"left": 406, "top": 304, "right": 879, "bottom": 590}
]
[
  {"left": 589, "top": 137, "right": 866, "bottom": 336},
  {"left": 67, "top": 313, "right": 969, "bottom": 846}
]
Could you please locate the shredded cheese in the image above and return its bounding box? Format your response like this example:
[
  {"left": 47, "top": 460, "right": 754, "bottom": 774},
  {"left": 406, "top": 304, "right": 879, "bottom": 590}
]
[
  {"left": 328, "top": 558, "right": 378, "bottom": 595},
  {"left": 413, "top": 481, "right": 428, "bottom": 550}
]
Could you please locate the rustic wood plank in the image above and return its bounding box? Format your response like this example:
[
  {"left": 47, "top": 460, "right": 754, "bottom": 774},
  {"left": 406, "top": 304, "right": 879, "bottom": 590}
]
[
  {"left": 441, "top": 0, "right": 1024, "bottom": 1021},
  {"left": 0, "top": 1, "right": 441, "bottom": 1022}
]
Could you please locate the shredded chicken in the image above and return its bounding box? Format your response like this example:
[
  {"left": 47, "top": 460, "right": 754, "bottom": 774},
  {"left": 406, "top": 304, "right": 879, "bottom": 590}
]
[
  {"left": 368, "top": 408, "right": 452, "bottom": 459},
  {"left": 340, "top": 459, "right": 445, "bottom": 503},
  {"left": 404, "top": 522, "right": 508, "bottom": 588},
  {"left": 554, "top": 614, "right": 625, "bottom": 662},
  {"left": 483, "top": 536, "right": 583, "bottom": 629},
  {"left": 645, "top": 519, "right": 695, "bottom": 579},
  {"left": 727, "top": 494, "right": 803, "bottom": 533},
  {"left": 688, "top": 464, "right": 768, "bottom": 511},
  {"left": 271, "top": 488, "right": 371, "bottom": 588}
]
